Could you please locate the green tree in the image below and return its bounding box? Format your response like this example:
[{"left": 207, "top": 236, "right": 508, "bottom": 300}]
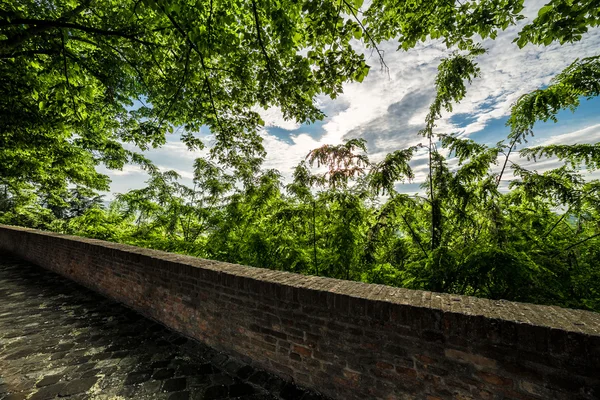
[
  {"left": 1, "top": 0, "right": 534, "bottom": 202},
  {"left": 3, "top": 0, "right": 600, "bottom": 312},
  {"left": 1, "top": 0, "right": 375, "bottom": 195}
]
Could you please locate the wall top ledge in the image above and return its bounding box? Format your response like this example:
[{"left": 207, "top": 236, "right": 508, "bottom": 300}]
[{"left": 2, "top": 224, "right": 599, "bottom": 337}]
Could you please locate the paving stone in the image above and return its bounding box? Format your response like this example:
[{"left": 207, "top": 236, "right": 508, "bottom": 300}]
[
  {"left": 151, "top": 360, "right": 171, "bottom": 369},
  {"left": 300, "top": 392, "right": 328, "bottom": 400},
  {"left": 262, "top": 378, "right": 285, "bottom": 395},
  {"left": 81, "top": 369, "right": 101, "bottom": 378},
  {"left": 280, "top": 383, "right": 307, "bottom": 400},
  {"left": 66, "top": 394, "right": 88, "bottom": 400},
  {"left": 4, "top": 347, "right": 37, "bottom": 360},
  {"left": 204, "top": 385, "right": 229, "bottom": 400},
  {"left": 49, "top": 351, "right": 68, "bottom": 361},
  {"left": 188, "top": 374, "right": 212, "bottom": 387},
  {"left": 111, "top": 350, "right": 130, "bottom": 359},
  {"left": 168, "top": 391, "right": 190, "bottom": 400},
  {"left": 7, "top": 379, "right": 35, "bottom": 393},
  {"left": 55, "top": 343, "right": 74, "bottom": 352},
  {"left": 75, "top": 362, "right": 97, "bottom": 373},
  {"left": 89, "top": 352, "right": 112, "bottom": 362},
  {"left": 2, "top": 393, "right": 29, "bottom": 400},
  {"left": 228, "top": 383, "right": 255, "bottom": 397},
  {"left": 95, "top": 359, "right": 120, "bottom": 369},
  {"left": 247, "top": 371, "right": 271, "bottom": 387},
  {"left": 124, "top": 371, "right": 152, "bottom": 385},
  {"left": 59, "top": 377, "right": 98, "bottom": 396},
  {"left": 178, "top": 363, "right": 217, "bottom": 377},
  {"left": 163, "top": 378, "right": 187, "bottom": 392},
  {"left": 67, "top": 356, "right": 90, "bottom": 366},
  {"left": 36, "top": 374, "right": 61, "bottom": 387},
  {"left": 28, "top": 383, "right": 65, "bottom": 400},
  {"left": 118, "top": 385, "right": 137, "bottom": 397},
  {"left": 118, "top": 357, "right": 139, "bottom": 369},
  {"left": 0, "top": 256, "right": 327, "bottom": 400},
  {"left": 208, "top": 353, "right": 229, "bottom": 366},
  {"left": 222, "top": 360, "right": 246, "bottom": 376},
  {"left": 153, "top": 368, "right": 176, "bottom": 380},
  {"left": 210, "top": 374, "right": 236, "bottom": 386},
  {"left": 138, "top": 379, "right": 162, "bottom": 395},
  {"left": 172, "top": 337, "right": 188, "bottom": 346},
  {"left": 236, "top": 366, "right": 255, "bottom": 380}
]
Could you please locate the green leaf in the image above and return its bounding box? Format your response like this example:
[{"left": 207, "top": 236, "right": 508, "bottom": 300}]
[{"left": 538, "top": 5, "right": 552, "bottom": 17}]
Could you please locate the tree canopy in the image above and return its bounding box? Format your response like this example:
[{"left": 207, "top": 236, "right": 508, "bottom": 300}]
[
  {"left": 1, "top": 0, "right": 534, "bottom": 193},
  {"left": 2, "top": 0, "right": 375, "bottom": 187}
]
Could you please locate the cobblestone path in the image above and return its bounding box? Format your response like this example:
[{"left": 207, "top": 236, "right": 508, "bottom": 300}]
[{"left": 0, "top": 255, "right": 325, "bottom": 400}]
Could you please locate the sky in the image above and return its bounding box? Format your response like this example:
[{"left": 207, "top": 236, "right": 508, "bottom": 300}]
[{"left": 101, "top": 0, "right": 600, "bottom": 199}]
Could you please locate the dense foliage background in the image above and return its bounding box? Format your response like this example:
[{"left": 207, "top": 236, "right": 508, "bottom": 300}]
[{"left": 1, "top": 0, "right": 599, "bottom": 311}]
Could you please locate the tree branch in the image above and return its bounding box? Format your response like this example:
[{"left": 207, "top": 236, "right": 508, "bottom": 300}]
[
  {"left": 68, "top": 35, "right": 153, "bottom": 93},
  {"left": 251, "top": 0, "right": 279, "bottom": 83},
  {"left": 157, "top": 4, "right": 224, "bottom": 133},
  {"left": 208, "top": 0, "right": 214, "bottom": 50},
  {"left": 562, "top": 232, "right": 600, "bottom": 253},
  {"left": 1, "top": 18, "right": 156, "bottom": 53},
  {"left": 341, "top": 0, "right": 388, "bottom": 74},
  {"left": 0, "top": 48, "right": 58, "bottom": 59},
  {"left": 63, "top": 50, "right": 109, "bottom": 84},
  {"left": 400, "top": 213, "right": 428, "bottom": 258},
  {"left": 61, "top": 32, "right": 80, "bottom": 118},
  {"left": 496, "top": 136, "right": 520, "bottom": 188},
  {"left": 157, "top": 45, "right": 192, "bottom": 130}
]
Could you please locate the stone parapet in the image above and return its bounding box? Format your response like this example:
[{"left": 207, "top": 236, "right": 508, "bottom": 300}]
[{"left": 1, "top": 224, "right": 599, "bottom": 400}]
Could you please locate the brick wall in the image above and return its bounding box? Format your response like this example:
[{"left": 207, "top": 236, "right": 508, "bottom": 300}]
[{"left": 0, "top": 224, "right": 599, "bottom": 400}]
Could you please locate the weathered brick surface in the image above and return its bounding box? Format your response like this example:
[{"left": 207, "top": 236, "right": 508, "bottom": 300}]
[
  {"left": 1, "top": 224, "right": 599, "bottom": 400},
  {"left": 0, "top": 255, "right": 320, "bottom": 400}
]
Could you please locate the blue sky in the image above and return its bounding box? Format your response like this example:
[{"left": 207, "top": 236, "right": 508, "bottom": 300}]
[{"left": 102, "top": 0, "right": 600, "bottom": 198}]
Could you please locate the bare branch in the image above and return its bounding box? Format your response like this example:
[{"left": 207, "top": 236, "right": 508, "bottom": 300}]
[
  {"left": 496, "top": 136, "right": 519, "bottom": 188},
  {"left": 251, "top": 0, "right": 279, "bottom": 83},
  {"left": 68, "top": 35, "right": 153, "bottom": 93},
  {"left": 341, "top": 0, "right": 388, "bottom": 74},
  {"left": 0, "top": 18, "right": 157, "bottom": 53},
  {"left": 157, "top": 4, "right": 224, "bottom": 133},
  {"left": 157, "top": 45, "right": 193, "bottom": 130},
  {"left": 61, "top": 32, "right": 79, "bottom": 118},
  {"left": 0, "top": 48, "right": 58, "bottom": 58}
]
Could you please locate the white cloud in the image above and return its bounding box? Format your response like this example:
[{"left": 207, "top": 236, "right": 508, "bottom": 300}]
[
  {"left": 256, "top": 0, "right": 600, "bottom": 184},
  {"left": 255, "top": 106, "right": 302, "bottom": 131},
  {"left": 531, "top": 123, "right": 600, "bottom": 146},
  {"left": 100, "top": 164, "right": 144, "bottom": 177},
  {"left": 104, "top": 0, "right": 600, "bottom": 197},
  {"left": 490, "top": 123, "right": 600, "bottom": 188},
  {"left": 260, "top": 130, "right": 321, "bottom": 180}
]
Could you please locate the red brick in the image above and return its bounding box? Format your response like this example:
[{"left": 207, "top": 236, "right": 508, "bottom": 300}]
[
  {"left": 292, "top": 344, "right": 312, "bottom": 358},
  {"left": 376, "top": 361, "right": 394, "bottom": 370},
  {"left": 1, "top": 225, "right": 598, "bottom": 400},
  {"left": 476, "top": 371, "right": 513, "bottom": 387},
  {"left": 396, "top": 366, "right": 418, "bottom": 378}
]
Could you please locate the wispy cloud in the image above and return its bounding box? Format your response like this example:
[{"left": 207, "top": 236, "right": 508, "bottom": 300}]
[{"left": 103, "top": 0, "right": 600, "bottom": 197}]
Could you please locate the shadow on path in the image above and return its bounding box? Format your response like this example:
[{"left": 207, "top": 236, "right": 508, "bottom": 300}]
[{"left": 0, "top": 255, "right": 325, "bottom": 400}]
